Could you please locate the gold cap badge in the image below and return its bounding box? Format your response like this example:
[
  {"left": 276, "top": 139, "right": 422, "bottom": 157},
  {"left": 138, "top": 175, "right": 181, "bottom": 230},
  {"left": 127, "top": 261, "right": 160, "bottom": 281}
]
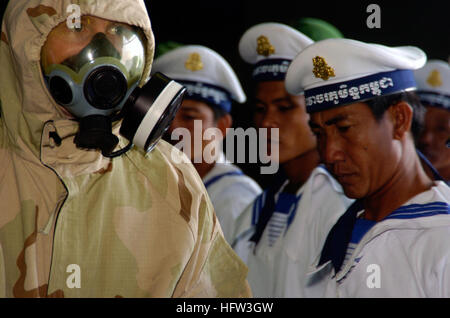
[
  {"left": 312, "top": 56, "right": 335, "bottom": 81},
  {"left": 426, "top": 69, "right": 443, "bottom": 87},
  {"left": 257, "top": 35, "right": 275, "bottom": 57},
  {"left": 185, "top": 53, "right": 203, "bottom": 72}
]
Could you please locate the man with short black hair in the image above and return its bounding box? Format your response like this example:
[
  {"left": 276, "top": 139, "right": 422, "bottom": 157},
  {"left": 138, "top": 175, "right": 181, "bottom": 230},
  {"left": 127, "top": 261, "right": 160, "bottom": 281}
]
[
  {"left": 416, "top": 60, "right": 450, "bottom": 183},
  {"left": 232, "top": 22, "right": 352, "bottom": 297},
  {"left": 286, "top": 38, "right": 450, "bottom": 297}
]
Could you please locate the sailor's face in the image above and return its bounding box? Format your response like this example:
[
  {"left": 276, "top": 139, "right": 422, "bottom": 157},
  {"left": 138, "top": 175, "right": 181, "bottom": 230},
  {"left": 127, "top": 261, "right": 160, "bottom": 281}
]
[
  {"left": 309, "top": 102, "right": 397, "bottom": 199},
  {"left": 253, "top": 81, "right": 317, "bottom": 164},
  {"left": 418, "top": 106, "right": 450, "bottom": 170},
  {"left": 167, "top": 99, "right": 219, "bottom": 162}
]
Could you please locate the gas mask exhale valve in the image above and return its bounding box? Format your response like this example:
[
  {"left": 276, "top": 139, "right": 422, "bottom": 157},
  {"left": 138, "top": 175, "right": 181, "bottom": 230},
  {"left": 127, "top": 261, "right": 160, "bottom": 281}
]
[
  {"left": 74, "top": 114, "right": 119, "bottom": 156},
  {"left": 42, "top": 24, "right": 186, "bottom": 157}
]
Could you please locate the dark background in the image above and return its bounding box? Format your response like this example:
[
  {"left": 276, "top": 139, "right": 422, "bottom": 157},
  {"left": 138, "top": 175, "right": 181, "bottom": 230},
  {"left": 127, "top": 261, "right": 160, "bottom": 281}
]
[
  {"left": 1, "top": 0, "right": 449, "bottom": 185},
  {"left": 1, "top": 0, "right": 448, "bottom": 105},
  {"left": 146, "top": 0, "right": 449, "bottom": 79},
  {"left": 1, "top": 0, "right": 449, "bottom": 79},
  {"left": 145, "top": 0, "right": 449, "bottom": 184},
  {"left": 145, "top": 1, "right": 449, "bottom": 112}
]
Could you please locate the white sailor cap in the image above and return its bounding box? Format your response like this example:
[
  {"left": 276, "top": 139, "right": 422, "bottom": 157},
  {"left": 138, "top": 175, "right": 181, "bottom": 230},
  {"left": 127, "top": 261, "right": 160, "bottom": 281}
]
[
  {"left": 151, "top": 45, "right": 246, "bottom": 113},
  {"left": 239, "top": 22, "right": 313, "bottom": 82},
  {"left": 285, "top": 38, "right": 427, "bottom": 113},
  {"left": 414, "top": 60, "right": 450, "bottom": 111}
]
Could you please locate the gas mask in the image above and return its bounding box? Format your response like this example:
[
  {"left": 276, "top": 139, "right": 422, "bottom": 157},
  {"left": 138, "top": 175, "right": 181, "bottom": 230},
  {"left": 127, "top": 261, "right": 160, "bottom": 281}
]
[{"left": 41, "top": 21, "right": 185, "bottom": 157}]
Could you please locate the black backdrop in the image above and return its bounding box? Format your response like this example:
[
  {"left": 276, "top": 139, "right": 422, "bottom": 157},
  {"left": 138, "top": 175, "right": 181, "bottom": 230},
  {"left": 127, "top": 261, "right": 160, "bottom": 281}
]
[
  {"left": 1, "top": 0, "right": 449, "bottom": 81},
  {"left": 1, "top": 0, "right": 448, "bottom": 111},
  {"left": 145, "top": 0, "right": 449, "bottom": 184},
  {"left": 1, "top": 0, "right": 449, "bottom": 185},
  {"left": 147, "top": 0, "right": 449, "bottom": 76}
]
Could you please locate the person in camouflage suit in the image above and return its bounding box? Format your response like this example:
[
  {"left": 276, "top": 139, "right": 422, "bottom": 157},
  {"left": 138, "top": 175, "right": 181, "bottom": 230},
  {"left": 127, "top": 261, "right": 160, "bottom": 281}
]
[{"left": 0, "top": 0, "right": 251, "bottom": 298}]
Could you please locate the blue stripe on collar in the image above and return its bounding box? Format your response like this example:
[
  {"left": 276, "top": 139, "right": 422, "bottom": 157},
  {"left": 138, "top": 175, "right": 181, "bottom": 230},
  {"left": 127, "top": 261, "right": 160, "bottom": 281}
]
[
  {"left": 319, "top": 199, "right": 449, "bottom": 274},
  {"left": 417, "top": 149, "right": 445, "bottom": 182},
  {"left": 252, "top": 192, "right": 266, "bottom": 226},
  {"left": 287, "top": 194, "right": 302, "bottom": 230},
  {"left": 318, "top": 200, "right": 364, "bottom": 273},
  {"left": 384, "top": 202, "right": 450, "bottom": 220}
]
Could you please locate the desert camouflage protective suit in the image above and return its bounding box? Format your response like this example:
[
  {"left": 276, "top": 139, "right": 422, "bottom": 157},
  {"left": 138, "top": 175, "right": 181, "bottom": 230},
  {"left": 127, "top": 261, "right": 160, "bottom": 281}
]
[{"left": 0, "top": 0, "right": 250, "bottom": 297}]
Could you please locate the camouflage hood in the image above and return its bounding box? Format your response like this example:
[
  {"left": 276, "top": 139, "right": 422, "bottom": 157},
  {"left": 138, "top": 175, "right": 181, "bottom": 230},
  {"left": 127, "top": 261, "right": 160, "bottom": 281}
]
[
  {"left": 0, "top": 0, "right": 250, "bottom": 298},
  {"left": 0, "top": 0, "right": 154, "bottom": 160}
]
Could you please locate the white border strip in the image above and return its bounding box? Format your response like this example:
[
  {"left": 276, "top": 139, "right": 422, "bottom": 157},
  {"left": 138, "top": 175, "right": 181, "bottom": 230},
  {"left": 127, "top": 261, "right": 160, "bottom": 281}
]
[{"left": 133, "top": 80, "right": 183, "bottom": 150}]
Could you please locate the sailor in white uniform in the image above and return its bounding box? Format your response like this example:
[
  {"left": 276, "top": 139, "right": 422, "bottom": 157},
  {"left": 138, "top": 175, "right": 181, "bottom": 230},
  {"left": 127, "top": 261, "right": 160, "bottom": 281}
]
[
  {"left": 232, "top": 23, "right": 353, "bottom": 297},
  {"left": 286, "top": 38, "right": 450, "bottom": 297},
  {"left": 202, "top": 151, "right": 262, "bottom": 243},
  {"left": 152, "top": 45, "right": 262, "bottom": 243},
  {"left": 415, "top": 60, "right": 450, "bottom": 184}
]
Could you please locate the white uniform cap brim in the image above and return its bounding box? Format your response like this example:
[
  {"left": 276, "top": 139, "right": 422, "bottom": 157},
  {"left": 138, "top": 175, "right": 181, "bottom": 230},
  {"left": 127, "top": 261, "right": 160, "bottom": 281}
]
[
  {"left": 239, "top": 22, "right": 314, "bottom": 64},
  {"left": 151, "top": 45, "right": 246, "bottom": 103},
  {"left": 414, "top": 60, "right": 450, "bottom": 95},
  {"left": 285, "top": 38, "right": 427, "bottom": 95}
]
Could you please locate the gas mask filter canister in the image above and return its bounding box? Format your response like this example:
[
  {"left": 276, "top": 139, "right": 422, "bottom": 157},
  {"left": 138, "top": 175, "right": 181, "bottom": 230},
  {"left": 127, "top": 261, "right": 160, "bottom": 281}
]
[{"left": 42, "top": 22, "right": 185, "bottom": 157}]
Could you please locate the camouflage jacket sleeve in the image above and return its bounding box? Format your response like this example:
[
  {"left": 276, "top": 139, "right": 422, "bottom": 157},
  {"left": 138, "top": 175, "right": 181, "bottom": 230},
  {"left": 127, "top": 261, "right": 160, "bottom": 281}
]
[
  {"left": 173, "top": 197, "right": 252, "bottom": 298},
  {"left": 163, "top": 146, "right": 251, "bottom": 298},
  {"left": 0, "top": 243, "right": 5, "bottom": 298}
]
